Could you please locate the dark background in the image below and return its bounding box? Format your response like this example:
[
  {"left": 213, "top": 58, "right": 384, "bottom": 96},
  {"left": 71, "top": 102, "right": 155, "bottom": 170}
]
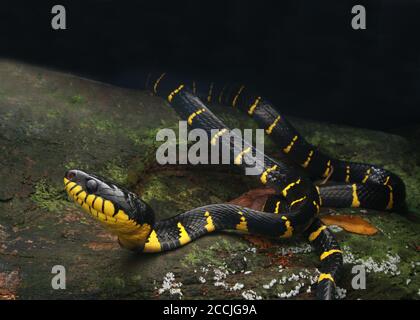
[{"left": 1, "top": 0, "right": 419, "bottom": 130}]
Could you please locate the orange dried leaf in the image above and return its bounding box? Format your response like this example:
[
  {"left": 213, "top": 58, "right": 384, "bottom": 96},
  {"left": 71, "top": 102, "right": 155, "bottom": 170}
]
[{"left": 321, "top": 215, "right": 378, "bottom": 235}]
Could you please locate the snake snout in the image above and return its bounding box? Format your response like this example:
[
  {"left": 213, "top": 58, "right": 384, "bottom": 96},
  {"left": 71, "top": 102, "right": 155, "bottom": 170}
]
[
  {"left": 65, "top": 170, "right": 77, "bottom": 181},
  {"left": 64, "top": 169, "right": 91, "bottom": 184},
  {"left": 64, "top": 169, "right": 93, "bottom": 192}
]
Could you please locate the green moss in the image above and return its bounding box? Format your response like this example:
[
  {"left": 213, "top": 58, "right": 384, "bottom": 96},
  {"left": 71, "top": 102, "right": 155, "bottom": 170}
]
[
  {"left": 64, "top": 160, "right": 90, "bottom": 171},
  {"left": 140, "top": 174, "right": 203, "bottom": 220},
  {"left": 126, "top": 130, "right": 144, "bottom": 146},
  {"left": 126, "top": 127, "right": 162, "bottom": 147},
  {"left": 130, "top": 275, "right": 142, "bottom": 282},
  {"left": 182, "top": 239, "right": 248, "bottom": 269},
  {"left": 45, "top": 109, "right": 60, "bottom": 119},
  {"left": 0, "top": 110, "right": 14, "bottom": 122},
  {"left": 100, "top": 277, "right": 126, "bottom": 291},
  {"left": 26, "top": 121, "right": 46, "bottom": 135},
  {"left": 400, "top": 166, "right": 420, "bottom": 212},
  {"left": 70, "top": 94, "right": 84, "bottom": 104},
  {"left": 100, "top": 161, "right": 128, "bottom": 185},
  {"left": 30, "top": 178, "right": 69, "bottom": 212},
  {"left": 92, "top": 119, "right": 117, "bottom": 132}
]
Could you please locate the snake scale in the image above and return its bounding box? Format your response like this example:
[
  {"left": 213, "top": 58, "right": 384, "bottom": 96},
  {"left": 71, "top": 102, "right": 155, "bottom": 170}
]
[{"left": 64, "top": 73, "right": 406, "bottom": 299}]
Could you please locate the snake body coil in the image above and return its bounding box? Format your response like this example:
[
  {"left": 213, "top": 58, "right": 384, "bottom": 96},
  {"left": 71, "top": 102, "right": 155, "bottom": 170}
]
[{"left": 64, "top": 73, "right": 406, "bottom": 300}]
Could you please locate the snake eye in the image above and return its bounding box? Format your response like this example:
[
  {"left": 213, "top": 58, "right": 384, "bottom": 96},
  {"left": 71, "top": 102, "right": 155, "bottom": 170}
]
[{"left": 86, "top": 179, "right": 98, "bottom": 193}]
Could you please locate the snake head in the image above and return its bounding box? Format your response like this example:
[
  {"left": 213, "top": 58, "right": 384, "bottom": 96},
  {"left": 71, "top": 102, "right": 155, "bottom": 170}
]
[{"left": 64, "top": 169, "right": 155, "bottom": 250}]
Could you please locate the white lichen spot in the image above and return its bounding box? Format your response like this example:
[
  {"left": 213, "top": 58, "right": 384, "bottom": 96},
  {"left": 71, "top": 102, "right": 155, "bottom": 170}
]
[
  {"left": 230, "top": 283, "right": 244, "bottom": 291},
  {"left": 241, "top": 289, "right": 262, "bottom": 300},
  {"left": 246, "top": 247, "right": 257, "bottom": 254},
  {"left": 158, "top": 272, "right": 183, "bottom": 299},
  {"left": 263, "top": 279, "right": 277, "bottom": 289},
  {"left": 343, "top": 246, "right": 401, "bottom": 276},
  {"left": 198, "top": 276, "right": 206, "bottom": 284},
  {"left": 335, "top": 286, "right": 347, "bottom": 300},
  {"left": 328, "top": 225, "right": 343, "bottom": 233},
  {"left": 279, "top": 243, "right": 312, "bottom": 255},
  {"left": 278, "top": 282, "right": 304, "bottom": 299},
  {"left": 213, "top": 267, "right": 229, "bottom": 282},
  {"left": 214, "top": 281, "right": 228, "bottom": 288}
]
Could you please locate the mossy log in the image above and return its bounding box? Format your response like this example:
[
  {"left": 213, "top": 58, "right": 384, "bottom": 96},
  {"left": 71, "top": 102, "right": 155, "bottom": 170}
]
[{"left": 0, "top": 60, "right": 418, "bottom": 300}]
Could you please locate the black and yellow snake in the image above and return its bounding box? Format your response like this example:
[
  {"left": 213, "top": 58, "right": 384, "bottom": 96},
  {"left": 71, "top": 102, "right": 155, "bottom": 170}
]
[{"left": 64, "top": 73, "right": 406, "bottom": 299}]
